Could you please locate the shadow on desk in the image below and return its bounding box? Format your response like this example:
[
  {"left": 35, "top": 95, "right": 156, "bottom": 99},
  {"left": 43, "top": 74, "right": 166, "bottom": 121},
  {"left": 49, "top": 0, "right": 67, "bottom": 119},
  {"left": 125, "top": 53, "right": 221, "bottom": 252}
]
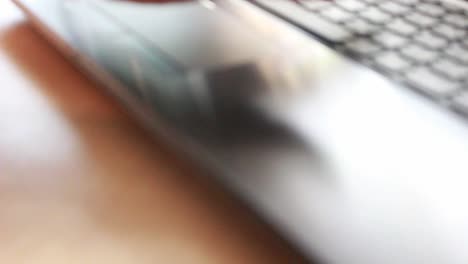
[{"left": 0, "top": 22, "right": 310, "bottom": 264}]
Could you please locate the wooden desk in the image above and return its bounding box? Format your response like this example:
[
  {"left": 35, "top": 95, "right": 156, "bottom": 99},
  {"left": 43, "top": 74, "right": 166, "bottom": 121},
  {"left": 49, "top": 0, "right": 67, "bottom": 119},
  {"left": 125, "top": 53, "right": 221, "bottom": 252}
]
[{"left": 0, "top": 1, "right": 305, "bottom": 263}]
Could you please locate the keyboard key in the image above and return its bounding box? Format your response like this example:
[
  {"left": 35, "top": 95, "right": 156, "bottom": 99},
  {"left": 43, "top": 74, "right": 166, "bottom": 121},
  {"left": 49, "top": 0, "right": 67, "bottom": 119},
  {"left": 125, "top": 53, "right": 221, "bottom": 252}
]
[
  {"left": 414, "top": 31, "right": 448, "bottom": 49},
  {"left": 433, "top": 24, "right": 466, "bottom": 40},
  {"left": 443, "top": 13, "right": 468, "bottom": 28},
  {"left": 345, "top": 18, "right": 377, "bottom": 35},
  {"left": 446, "top": 43, "right": 468, "bottom": 64},
  {"left": 345, "top": 38, "right": 381, "bottom": 56},
  {"left": 375, "top": 52, "right": 411, "bottom": 72},
  {"left": 300, "top": 0, "right": 332, "bottom": 10},
  {"left": 442, "top": 2, "right": 468, "bottom": 13},
  {"left": 321, "top": 7, "right": 354, "bottom": 23},
  {"left": 405, "top": 12, "right": 437, "bottom": 27},
  {"left": 374, "top": 32, "right": 408, "bottom": 48},
  {"left": 379, "top": 2, "right": 411, "bottom": 15},
  {"left": 395, "top": 0, "right": 420, "bottom": 6},
  {"left": 362, "top": 0, "right": 379, "bottom": 4},
  {"left": 253, "top": 0, "right": 352, "bottom": 42},
  {"left": 416, "top": 3, "right": 445, "bottom": 16},
  {"left": 406, "top": 67, "right": 460, "bottom": 96},
  {"left": 337, "top": 0, "right": 367, "bottom": 12},
  {"left": 360, "top": 7, "right": 391, "bottom": 24},
  {"left": 401, "top": 44, "right": 438, "bottom": 63},
  {"left": 387, "top": 19, "right": 417, "bottom": 36},
  {"left": 433, "top": 59, "right": 468, "bottom": 80}
]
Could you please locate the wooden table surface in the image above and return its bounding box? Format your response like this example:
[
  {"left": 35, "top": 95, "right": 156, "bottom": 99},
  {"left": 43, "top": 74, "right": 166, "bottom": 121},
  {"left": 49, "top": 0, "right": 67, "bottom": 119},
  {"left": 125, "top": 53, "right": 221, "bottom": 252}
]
[{"left": 0, "top": 1, "right": 306, "bottom": 263}]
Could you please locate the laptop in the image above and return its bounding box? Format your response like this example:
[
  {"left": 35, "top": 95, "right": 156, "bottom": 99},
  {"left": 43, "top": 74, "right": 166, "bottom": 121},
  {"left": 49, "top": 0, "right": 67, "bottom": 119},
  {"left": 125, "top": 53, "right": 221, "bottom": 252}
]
[{"left": 13, "top": 0, "right": 468, "bottom": 263}]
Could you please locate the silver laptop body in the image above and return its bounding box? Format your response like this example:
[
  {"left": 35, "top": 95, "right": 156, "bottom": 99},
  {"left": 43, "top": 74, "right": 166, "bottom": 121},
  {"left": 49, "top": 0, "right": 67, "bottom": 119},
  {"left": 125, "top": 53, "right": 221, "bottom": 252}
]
[{"left": 13, "top": 0, "right": 468, "bottom": 263}]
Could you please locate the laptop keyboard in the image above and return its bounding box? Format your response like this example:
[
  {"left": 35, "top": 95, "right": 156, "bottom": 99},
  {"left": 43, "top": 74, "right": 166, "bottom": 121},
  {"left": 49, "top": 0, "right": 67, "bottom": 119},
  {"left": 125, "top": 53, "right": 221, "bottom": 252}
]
[{"left": 249, "top": 0, "right": 468, "bottom": 116}]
